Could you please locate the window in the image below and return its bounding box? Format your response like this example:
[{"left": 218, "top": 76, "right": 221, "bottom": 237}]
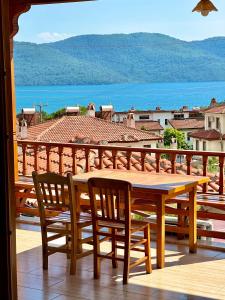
[
  {"left": 139, "top": 115, "right": 149, "bottom": 120},
  {"left": 196, "top": 140, "right": 199, "bottom": 150},
  {"left": 174, "top": 114, "right": 184, "bottom": 120},
  {"left": 203, "top": 141, "right": 206, "bottom": 151},
  {"left": 165, "top": 119, "right": 168, "bottom": 125},
  {"left": 208, "top": 117, "right": 212, "bottom": 128},
  {"left": 144, "top": 144, "right": 151, "bottom": 148},
  {"left": 216, "top": 117, "right": 220, "bottom": 130}
]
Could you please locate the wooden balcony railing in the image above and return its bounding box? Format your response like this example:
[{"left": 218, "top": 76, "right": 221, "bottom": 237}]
[
  {"left": 17, "top": 140, "right": 225, "bottom": 195},
  {"left": 16, "top": 140, "right": 225, "bottom": 244}
]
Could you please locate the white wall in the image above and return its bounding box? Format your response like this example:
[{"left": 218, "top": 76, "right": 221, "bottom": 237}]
[{"left": 205, "top": 113, "right": 225, "bottom": 134}]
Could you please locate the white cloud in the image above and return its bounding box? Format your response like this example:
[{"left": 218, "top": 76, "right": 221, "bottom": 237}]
[{"left": 37, "top": 32, "right": 72, "bottom": 43}]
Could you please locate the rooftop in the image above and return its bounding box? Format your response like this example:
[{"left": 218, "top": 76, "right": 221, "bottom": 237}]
[
  {"left": 205, "top": 104, "right": 225, "bottom": 114},
  {"left": 168, "top": 118, "right": 204, "bottom": 130},
  {"left": 26, "top": 116, "right": 161, "bottom": 144},
  {"left": 135, "top": 121, "right": 163, "bottom": 131},
  {"left": 190, "top": 129, "right": 225, "bottom": 141}
]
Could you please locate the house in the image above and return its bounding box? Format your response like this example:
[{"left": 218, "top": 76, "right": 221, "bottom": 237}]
[
  {"left": 168, "top": 118, "right": 204, "bottom": 145},
  {"left": 22, "top": 115, "right": 162, "bottom": 148},
  {"left": 112, "top": 106, "right": 203, "bottom": 129},
  {"left": 190, "top": 103, "right": 225, "bottom": 152}
]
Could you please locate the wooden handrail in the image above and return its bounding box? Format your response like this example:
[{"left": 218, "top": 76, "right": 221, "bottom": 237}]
[{"left": 17, "top": 140, "right": 225, "bottom": 195}]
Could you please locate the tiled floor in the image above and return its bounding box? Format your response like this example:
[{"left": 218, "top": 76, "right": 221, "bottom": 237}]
[{"left": 17, "top": 227, "right": 225, "bottom": 300}]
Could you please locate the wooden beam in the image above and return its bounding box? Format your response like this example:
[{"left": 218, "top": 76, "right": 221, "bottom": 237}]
[
  {"left": 0, "top": 0, "right": 17, "bottom": 299},
  {"left": 17, "top": 0, "right": 93, "bottom": 6}
]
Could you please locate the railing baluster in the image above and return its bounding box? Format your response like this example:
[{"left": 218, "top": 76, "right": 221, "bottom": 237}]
[
  {"left": 156, "top": 153, "right": 160, "bottom": 173},
  {"left": 85, "top": 148, "right": 90, "bottom": 172},
  {"left": 72, "top": 147, "right": 77, "bottom": 174},
  {"left": 112, "top": 150, "right": 117, "bottom": 169},
  {"left": 186, "top": 155, "right": 192, "bottom": 175},
  {"left": 202, "top": 156, "right": 208, "bottom": 193},
  {"left": 141, "top": 152, "right": 146, "bottom": 172},
  {"left": 127, "top": 150, "right": 131, "bottom": 170},
  {"left": 99, "top": 149, "right": 103, "bottom": 170},
  {"left": 170, "top": 153, "right": 176, "bottom": 174},
  {"left": 33, "top": 145, "right": 38, "bottom": 172},
  {"left": 219, "top": 156, "right": 224, "bottom": 195},
  {"left": 58, "top": 146, "right": 63, "bottom": 175},
  {"left": 46, "top": 146, "right": 51, "bottom": 172},
  {"left": 22, "top": 143, "right": 27, "bottom": 176}
]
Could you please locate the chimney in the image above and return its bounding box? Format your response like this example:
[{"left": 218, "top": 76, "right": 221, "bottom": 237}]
[
  {"left": 156, "top": 106, "right": 161, "bottom": 111},
  {"left": 210, "top": 98, "right": 217, "bottom": 107},
  {"left": 182, "top": 106, "right": 189, "bottom": 111},
  {"left": 124, "top": 112, "right": 135, "bottom": 128},
  {"left": 20, "top": 108, "right": 39, "bottom": 126},
  {"left": 65, "top": 106, "right": 80, "bottom": 116},
  {"left": 20, "top": 119, "right": 28, "bottom": 139},
  {"left": 87, "top": 103, "right": 96, "bottom": 117},
  {"left": 100, "top": 105, "right": 113, "bottom": 122}
]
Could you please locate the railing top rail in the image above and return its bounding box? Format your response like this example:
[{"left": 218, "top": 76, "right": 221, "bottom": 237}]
[{"left": 17, "top": 139, "right": 225, "bottom": 157}]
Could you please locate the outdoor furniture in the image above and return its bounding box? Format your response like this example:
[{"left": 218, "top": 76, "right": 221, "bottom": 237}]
[
  {"left": 88, "top": 177, "right": 151, "bottom": 284},
  {"left": 32, "top": 171, "right": 93, "bottom": 274},
  {"left": 73, "top": 169, "right": 209, "bottom": 268}
]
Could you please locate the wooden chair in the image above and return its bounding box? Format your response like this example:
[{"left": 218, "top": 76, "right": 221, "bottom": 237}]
[
  {"left": 88, "top": 177, "right": 152, "bottom": 284},
  {"left": 32, "top": 171, "right": 93, "bottom": 275}
]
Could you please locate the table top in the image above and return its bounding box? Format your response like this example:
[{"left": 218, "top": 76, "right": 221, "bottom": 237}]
[{"left": 73, "top": 169, "right": 209, "bottom": 195}]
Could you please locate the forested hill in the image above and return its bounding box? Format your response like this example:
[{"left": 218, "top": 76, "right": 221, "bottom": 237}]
[{"left": 14, "top": 33, "right": 225, "bottom": 86}]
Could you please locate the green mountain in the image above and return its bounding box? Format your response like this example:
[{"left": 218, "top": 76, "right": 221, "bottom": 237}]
[{"left": 14, "top": 33, "right": 225, "bottom": 86}]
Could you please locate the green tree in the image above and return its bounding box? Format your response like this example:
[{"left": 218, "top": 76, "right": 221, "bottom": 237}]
[
  {"left": 164, "top": 128, "right": 190, "bottom": 150},
  {"left": 42, "top": 106, "right": 87, "bottom": 121}
]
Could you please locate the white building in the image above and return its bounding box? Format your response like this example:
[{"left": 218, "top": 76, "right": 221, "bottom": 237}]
[{"left": 190, "top": 104, "right": 225, "bottom": 152}]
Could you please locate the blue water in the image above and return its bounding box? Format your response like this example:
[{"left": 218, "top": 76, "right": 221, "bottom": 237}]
[{"left": 15, "top": 81, "right": 225, "bottom": 113}]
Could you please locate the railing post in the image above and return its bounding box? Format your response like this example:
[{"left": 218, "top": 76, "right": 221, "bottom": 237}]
[
  {"left": 127, "top": 150, "right": 131, "bottom": 170},
  {"left": 156, "top": 152, "right": 160, "bottom": 173},
  {"left": 22, "top": 143, "right": 27, "bottom": 176},
  {"left": 170, "top": 153, "right": 176, "bottom": 174},
  {"left": 186, "top": 155, "right": 192, "bottom": 175},
  {"left": 85, "top": 148, "right": 90, "bottom": 172},
  {"left": 98, "top": 149, "right": 103, "bottom": 170},
  {"left": 72, "top": 147, "right": 77, "bottom": 175},
  {"left": 33, "top": 145, "right": 38, "bottom": 172},
  {"left": 219, "top": 156, "right": 224, "bottom": 195},
  {"left": 141, "top": 152, "right": 146, "bottom": 172},
  {"left": 58, "top": 146, "right": 63, "bottom": 175},
  {"left": 46, "top": 145, "right": 51, "bottom": 172},
  {"left": 112, "top": 149, "right": 117, "bottom": 169},
  {"left": 202, "top": 156, "right": 208, "bottom": 193}
]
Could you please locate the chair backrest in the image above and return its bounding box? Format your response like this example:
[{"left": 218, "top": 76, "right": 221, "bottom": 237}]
[
  {"left": 88, "top": 177, "right": 132, "bottom": 228},
  {"left": 32, "top": 171, "right": 76, "bottom": 225}
]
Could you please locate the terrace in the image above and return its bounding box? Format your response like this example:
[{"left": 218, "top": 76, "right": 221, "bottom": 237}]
[
  {"left": 1, "top": 0, "right": 225, "bottom": 299},
  {"left": 14, "top": 140, "right": 225, "bottom": 299}
]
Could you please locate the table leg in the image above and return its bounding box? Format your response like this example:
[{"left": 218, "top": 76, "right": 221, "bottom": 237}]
[
  {"left": 156, "top": 197, "right": 165, "bottom": 268},
  {"left": 189, "top": 187, "right": 197, "bottom": 253}
]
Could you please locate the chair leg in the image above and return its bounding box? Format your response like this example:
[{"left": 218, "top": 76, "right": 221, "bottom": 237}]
[
  {"left": 93, "top": 234, "right": 100, "bottom": 279},
  {"left": 123, "top": 236, "right": 130, "bottom": 284},
  {"left": 70, "top": 225, "right": 78, "bottom": 275},
  {"left": 144, "top": 225, "right": 152, "bottom": 274},
  {"left": 66, "top": 224, "right": 71, "bottom": 259},
  {"left": 42, "top": 229, "right": 48, "bottom": 270},
  {"left": 112, "top": 228, "right": 118, "bottom": 268}
]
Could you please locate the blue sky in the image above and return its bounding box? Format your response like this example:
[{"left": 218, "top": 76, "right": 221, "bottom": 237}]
[{"left": 15, "top": 0, "right": 225, "bottom": 43}]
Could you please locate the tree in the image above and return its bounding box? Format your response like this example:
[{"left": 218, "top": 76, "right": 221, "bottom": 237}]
[
  {"left": 164, "top": 128, "right": 190, "bottom": 150},
  {"left": 42, "top": 106, "right": 87, "bottom": 121}
]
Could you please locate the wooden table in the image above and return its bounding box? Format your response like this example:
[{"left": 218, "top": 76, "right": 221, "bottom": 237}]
[{"left": 73, "top": 169, "right": 209, "bottom": 269}]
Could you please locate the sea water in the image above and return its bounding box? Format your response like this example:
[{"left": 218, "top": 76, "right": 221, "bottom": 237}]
[{"left": 16, "top": 81, "right": 225, "bottom": 113}]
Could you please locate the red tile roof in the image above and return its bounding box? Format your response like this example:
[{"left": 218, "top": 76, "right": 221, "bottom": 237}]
[
  {"left": 190, "top": 129, "right": 225, "bottom": 140},
  {"left": 205, "top": 104, "right": 225, "bottom": 114},
  {"left": 169, "top": 119, "right": 204, "bottom": 130},
  {"left": 27, "top": 116, "right": 161, "bottom": 143},
  {"left": 135, "top": 121, "right": 163, "bottom": 131}
]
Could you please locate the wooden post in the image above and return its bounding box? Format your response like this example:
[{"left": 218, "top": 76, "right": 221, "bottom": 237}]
[{"left": 0, "top": 0, "right": 17, "bottom": 299}]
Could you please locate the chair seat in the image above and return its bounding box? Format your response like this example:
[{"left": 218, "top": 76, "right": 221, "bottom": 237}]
[
  {"left": 98, "top": 219, "right": 149, "bottom": 233},
  {"left": 46, "top": 211, "right": 92, "bottom": 226}
]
